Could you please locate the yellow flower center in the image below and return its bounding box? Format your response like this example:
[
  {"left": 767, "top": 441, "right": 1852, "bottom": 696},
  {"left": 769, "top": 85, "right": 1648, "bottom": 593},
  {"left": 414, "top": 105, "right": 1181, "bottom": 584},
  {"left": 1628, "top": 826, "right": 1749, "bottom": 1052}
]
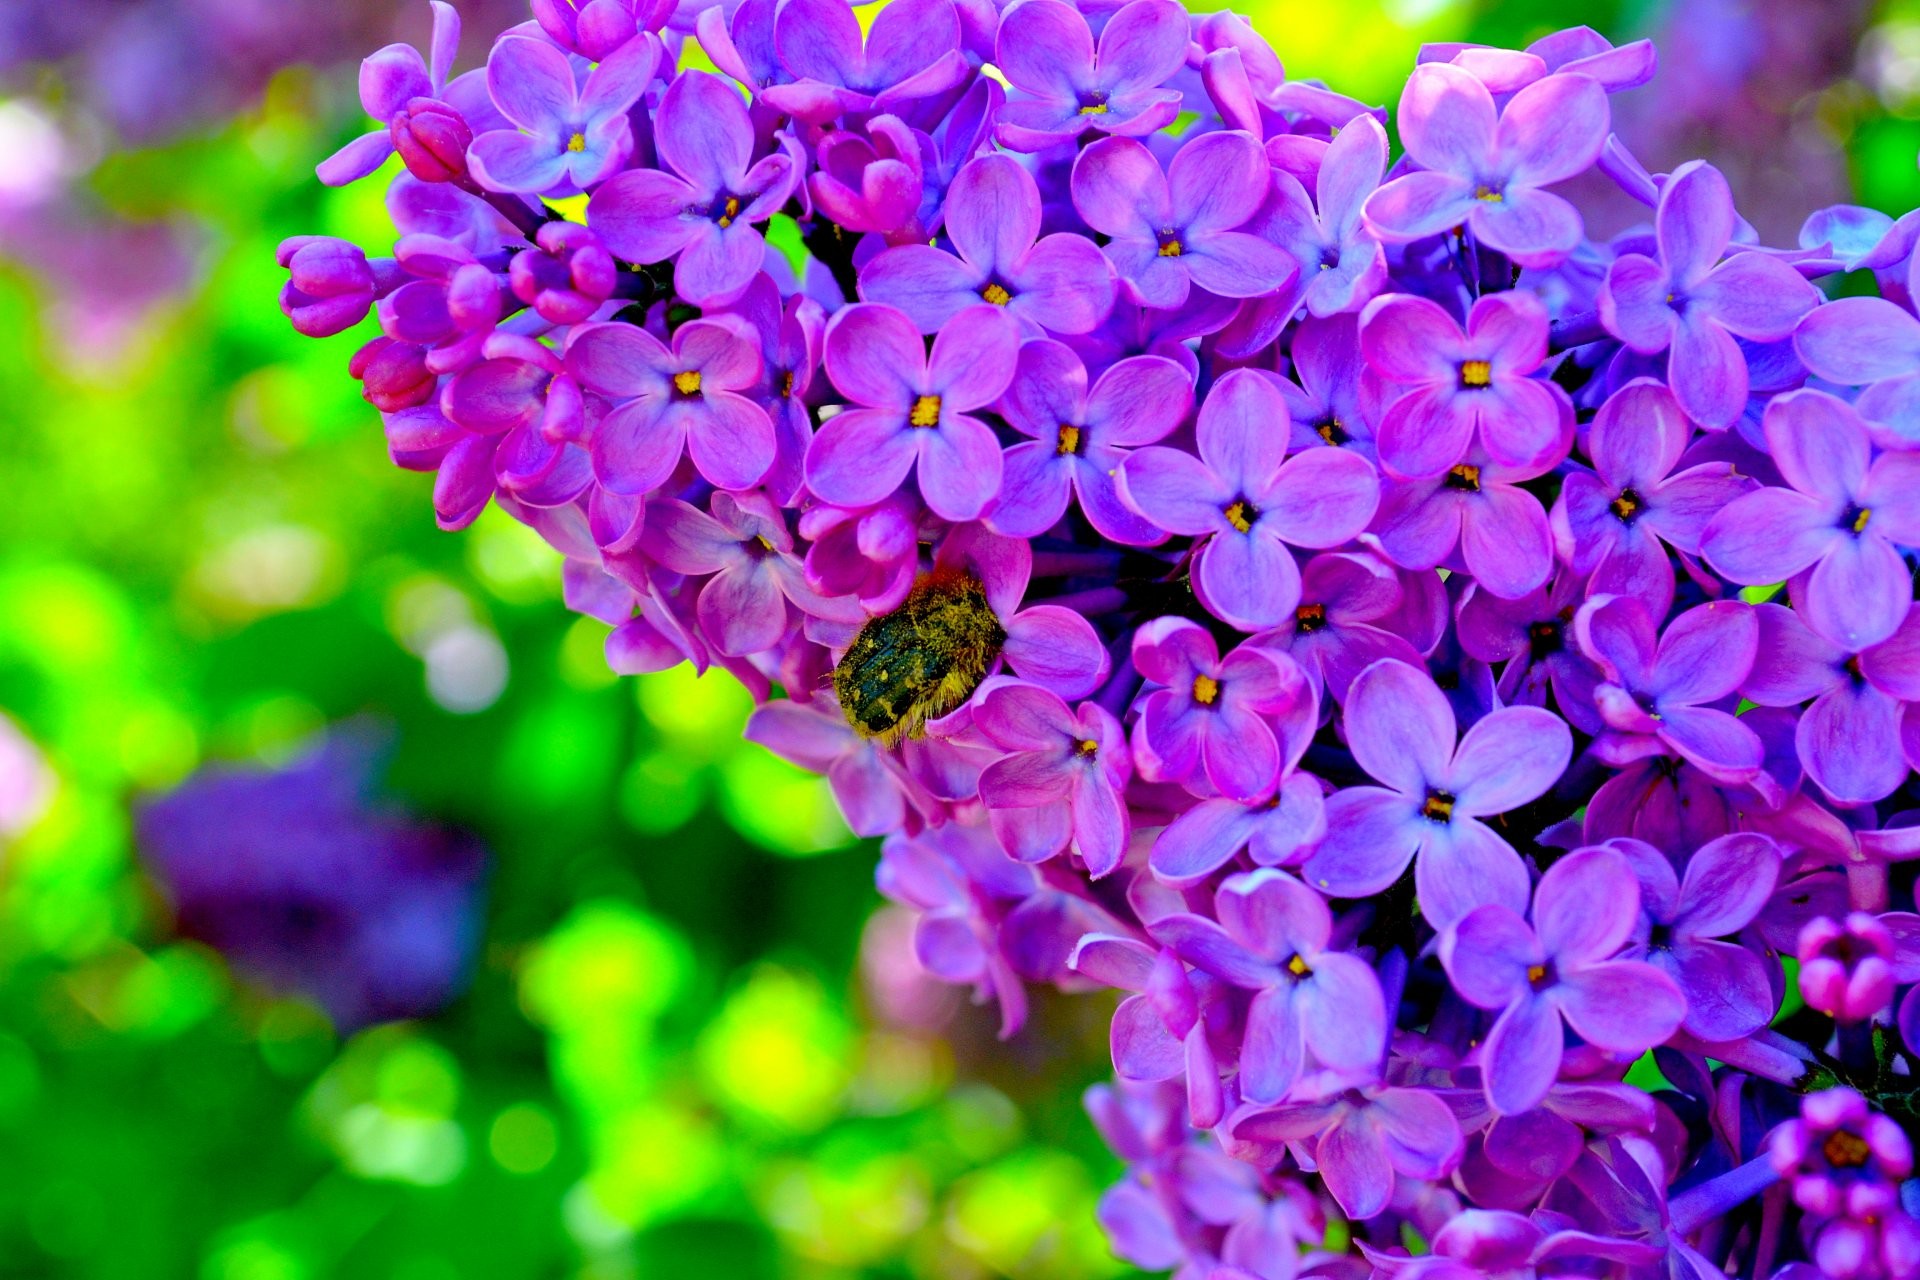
[
  {"left": 566, "top": 132, "right": 586, "bottom": 153},
  {"left": 717, "top": 195, "right": 741, "bottom": 229},
  {"left": 1157, "top": 237, "right": 1183, "bottom": 258},
  {"left": 1854, "top": 507, "right": 1873, "bottom": 534},
  {"left": 981, "top": 282, "right": 1012, "bottom": 306},
  {"left": 1474, "top": 185, "right": 1504, "bottom": 203},
  {"left": 1056, "top": 424, "right": 1082, "bottom": 456},
  {"left": 672, "top": 370, "right": 703, "bottom": 396},
  {"left": 1079, "top": 101, "right": 1109, "bottom": 115},
  {"left": 1446, "top": 464, "right": 1482, "bottom": 492},
  {"left": 1191, "top": 674, "right": 1219, "bottom": 706},
  {"left": 1077, "top": 738, "right": 1100, "bottom": 757},
  {"left": 1459, "top": 359, "right": 1493, "bottom": 388},
  {"left": 780, "top": 370, "right": 795, "bottom": 398},
  {"left": 1526, "top": 963, "right": 1549, "bottom": 985},
  {"left": 909, "top": 394, "right": 942, "bottom": 427},
  {"left": 1825, "top": 1131, "right": 1872, "bottom": 1168},
  {"left": 1223, "top": 500, "right": 1255, "bottom": 533},
  {"left": 1286, "top": 955, "right": 1312, "bottom": 978},
  {"left": 1611, "top": 489, "right": 1642, "bottom": 521},
  {"left": 1421, "top": 790, "right": 1454, "bottom": 823},
  {"left": 1317, "top": 418, "right": 1345, "bottom": 445},
  {"left": 1295, "top": 602, "right": 1327, "bottom": 632}
]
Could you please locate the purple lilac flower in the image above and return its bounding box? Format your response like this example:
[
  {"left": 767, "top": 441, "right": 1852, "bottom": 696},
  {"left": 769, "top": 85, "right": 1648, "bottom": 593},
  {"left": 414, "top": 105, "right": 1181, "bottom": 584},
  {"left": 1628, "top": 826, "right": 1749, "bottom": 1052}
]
[
  {"left": 1553, "top": 378, "right": 1754, "bottom": 619},
  {"left": 989, "top": 341, "right": 1191, "bottom": 544},
  {"left": 1151, "top": 869, "right": 1387, "bottom": 1102},
  {"left": 508, "top": 221, "right": 618, "bottom": 324},
  {"left": 974, "top": 681, "right": 1132, "bottom": 877},
  {"left": 468, "top": 33, "right": 657, "bottom": 194},
  {"left": 530, "top": 0, "right": 669, "bottom": 60},
  {"left": 1231, "top": 1082, "right": 1464, "bottom": 1220},
  {"left": 136, "top": 730, "right": 487, "bottom": 1033},
  {"left": 1743, "top": 603, "right": 1920, "bottom": 803},
  {"left": 317, "top": 1, "right": 463, "bottom": 186},
  {"left": 1301, "top": 657, "right": 1572, "bottom": 928},
  {"left": 1702, "top": 389, "right": 1920, "bottom": 651},
  {"left": 991, "top": 0, "right": 1188, "bottom": 151},
  {"left": 1793, "top": 296, "right": 1920, "bottom": 450},
  {"left": 1278, "top": 313, "right": 1376, "bottom": 461},
  {"left": 1455, "top": 570, "right": 1604, "bottom": 734},
  {"left": 1769, "top": 1087, "right": 1919, "bottom": 1280},
  {"left": 1599, "top": 161, "right": 1823, "bottom": 429},
  {"left": 1610, "top": 833, "right": 1780, "bottom": 1041},
  {"left": 1360, "top": 291, "right": 1571, "bottom": 480},
  {"left": 278, "top": 236, "right": 401, "bottom": 338},
  {"left": 745, "top": 693, "right": 925, "bottom": 837},
  {"left": 567, "top": 316, "right": 775, "bottom": 495},
  {"left": 1072, "top": 941, "right": 1227, "bottom": 1128},
  {"left": 1362, "top": 64, "right": 1609, "bottom": 267},
  {"left": 1119, "top": 369, "right": 1379, "bottom": 630},
  {"left": 1251, "top": 114, "right": 1390, "bottom": 319},
  {"left": 587, "top": 70, "right": 799, "bottom": 306},
  {"left": 858, "top": 152, "right": 1115, "bottom": 334},
  {"left": 1071, "top": 131, "right": 1297, "bottom": 311},
  {"left": 1576, "top": 595, "right": 1763, "bottom": 784},
  {"left": 1373, "top": 455, "right": 1557, "bottom": 600},
  {"left": 1440, "top": 847, "right": 1685, "bottom": 1115},
  {"left": 807, "top": 302, "right": 1017, "bottom": 522},
  {"left": 762, "top": 0, "right": 969, "bottom": 125},
  {"left": 1130, "top": 618, "right": 1310, "bottom": 804},
  {"left": 1251, "top": 551, "right": 1424, "bottom": 706}
]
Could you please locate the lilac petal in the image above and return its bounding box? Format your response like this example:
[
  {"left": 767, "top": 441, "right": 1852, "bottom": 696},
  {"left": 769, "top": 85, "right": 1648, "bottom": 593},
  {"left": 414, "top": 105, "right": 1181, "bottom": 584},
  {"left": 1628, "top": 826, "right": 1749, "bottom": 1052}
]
[
  {"left": 1070, "top": 767, "right": 1128, "bottom": 877},
  {"left": 1484, "top": 1109, "right": 1582, "bottom": 1183},
  {"left": 1071, "top": 934, "right": 1158, "bottom": 991},
  {"left": 1184, "top": 232, "right": 1299, "bottom": 300},
  {"left": 1090, "top": 356, "right": 1193, "bottom": 447},
  {"left": 929, "top": 305, "right": 1021, "bottom": 408},
  {"left": 592, "top": 399, "right": 684, "bottom": 494},
  {"left": 1416, "top": 818, "right": 1531, "bottom": 928},
  {"left": 1440, "top": 903, "right": 1537, "bottom": 1008},
  {"left": 587, "top": 168, "right": 705, "bottom": 263},
  {"left": 1362, "top": 293, "right": 1467, "bottom": 384},
  {"left": 1800, "top": 682, "right": 1907, "bottom": 804},
  {"left": 1169, "top": 130, "right": 1271, "bottom": 233},
  {"left": 1073, "top": 457, "right": 1166, "bottom": 546},
  {"left": 316, "top": 130, "right": 395, "bottom": 186},
  {"left": 487, "top": 36, "right": 574, "bottom": 133},
  {"left": 1003, "top": 605, "right": 1109, "bottom": 699},
  {"left": 1299, "top": 786, "right": 1419, "bottom": 898},
  {"left": 701, "top": 562, "right": 787, "bottom": 654},
  {"left": 1599, "top": 254, "right": 1678, "bottom": 353},
  {"left": 1203, "top": 706, "right": 1284, "bottom": 803},
  {"left": 1862, "top": 453, "right": 1920, "bottom": 541},
  {"left": 1806, "top": 535, "right": 1911, "bottom": 652},
  {"left": 1198, "top": 369, "right": 1291, "bottom": 487},
  {"left": 1534, "top": 847, "right": 1639, "bottom": 965},
  {"left": 1701, "top": 488, "right": 1837, "bottom": 585},
  {"left": 1669, "top": 316, "right": 1747, "bottom": 430},
  {"left": 1474, "top": 378, "right": 1566, "bottom": 473},
  {"left": 1592, "top": 378, "right": 1686, "bottom": 487},
  {"left": 804, "top": 406, "right": 917, "bottom": 507},
  {"left": 1072, "top": 137, "right": 1169, "bottom": 239},
  {"left": 1318, "top": 1115, "right": 1394, "bottom": 1220},
  {"left": 1318, "top": 114, "right": 1389, "bottom": 235},
  {"left": 1006, "top": 233, "right": 1116, "bottom": 335},
  {"left": 946, "top": 153, "right": 1040, "bottom": 275},
  {"left": 1767, "top": 388, "right": 1870, "bottom": 502},
  {"left": 1694, "top": 253, "right": 1820, "bottom": 341},
  {"left": 990, "top": 443, "right": 1072, "bottom": 538},
  {"left": 1448, "top": 706, "right": 1571, "bottom": 816},
  {"left": 864, "top": 0, "right": 963, "bottom": 88},
  {"left": 1297, "top": 952, "right": 1387, "bottom": 1073},
  {"left": 1554, "top": 961, "right": 1684, "bottom": 1052},
  {"left": 1094, "top": 0, "right": 1189, "bottom": 92},
  {"left": 994, "top": 0, "right": 1090, "bottom": 101},
  {"left": 468, "top": 130, "right": 569, "bottom": 194},
  {"left": 1376, "top": 1087, "right": 1464, "bottom": 1179},
  {"left": 1793, "top": 296, "right": 1920, "bottom": 385},
  {"left": 433, "top": 434, "right": 495, "bottom": 529},
  {"left": 1743, "top": 603, "right": 1842, "bottom": 706},
  {"left": 824, "top": 303, "right": 924, "bottom": 407},
  {"left": 363, "top": 42, "right": 434, "bottom": 120},
  {"left": 1653, "top": 601, "right": 1757, "bottom": 706},
  {"left": 1217, "top": 869, "right": 1331, "bottom": 957},
  {"left": 1149, "top": 913, "right": 1275, "bottom": 988},
  {"left": 1378, "top": 387, "right": 1476, "bottom": 480},
  {"left": 672, "top": 223, "right": 766, "bottom": 307},
  {"left": 1198, "top": 528, "right": 1300, "bottom": 630},
  {"left": 1364, "top": 169, "right": 1478, "bottom": 244},
  {"left": 1482, "top": 994, "right": 1564, "bottom": 1116},
  {"left": 1470, "top": 186, "right": 1584, "bottom": 267},
  {"left": 916, "top": 413, "right": 1006, "bottom": 522},
  {"left": 1345, "top": 658, "right": 1453, "bottom": 793},
  {"left": 1152, "top": 800, "right": 1260, "bottom": 886},
  {"left": 857, "top": 245, "right": 982, "bottom": 331},
  {"left": 1667, "top": 938, "right": 1776, "bottom": 1042},
  {"left": 686, "top": 394, "right": 775, "bottom": 491},
  {"left": 1659, "top": 706, "right": 1763, "bottom": 781},
  {"left": 1675, "top": 832, "right": 1780, "bottom": 937},
  {"left": 1499, "top": 73, "right": 1607, "bottom": 186},
  {"left": 1259, "top": 448, "right": 1381, "bottom": 548},
  {"left": 1460, "top": 485, "right": 1554, "bottom": 600},
  {"left": 1111, "top": 994, "right": 1185, "bottom": 1079},
  {"left": 1399, "top": 62, "right": 1495, "bottom": 177},
  {"left": 1862, "top": 606, "right": 1920, "bottom": 701},
  {"left": 1658, "top": 161, "right": 1735, "bottom": 288},
  {"left": 578, "top": 32, "right": 658, "bottom": 119},
  {"left": 658, "top": 69, "right": 753, "bottom": 193},
  {"left": 1118, "top": 446, "right": 1229, "bottom": 536},
  {"left": 1239, "top": 985, "right": 1305, "bottom": 1103}
]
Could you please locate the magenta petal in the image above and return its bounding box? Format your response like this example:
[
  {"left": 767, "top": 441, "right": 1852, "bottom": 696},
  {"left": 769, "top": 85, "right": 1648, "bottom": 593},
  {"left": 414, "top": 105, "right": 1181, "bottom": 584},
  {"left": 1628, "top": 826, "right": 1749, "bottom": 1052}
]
[
  {"left": 686, "top": 393, "right": 776, "bottom": 491},
  {"left": 1373, "top": 1087, "right": 1464, "bottom": 1180},
  {"left": 1470, "top": 187, "right": 1583, "bottom": 267},
  {"left": 1239, "top": 985, "right": 1304, "bottom": 1103},
  {"left": 1259, "top": 448, "right": 1380, "bottom": 547},
  {"left": 592, "top": 398, "right": 684, "bottom": 494},
  {"left": 1459, "top": 485, "right": 1553, "bottom": 600},
  {"left": 915, "top": 412, "right": 1006, "bottom": 522},
  {"left": 1439, "top": 903, "right": 1537, "bottom": 1008},
  {"left": 857, "top": 244, "right": 982, "bottom": 332},
  {"left": 1345, "top": 658, "right": 1454, "bottom": 793},
  {"left": 1555, "top": 961, "right": 1684, "bottom": 1052},
  {"left": 1533, "top": 847, "right": 1639, "bottom": 965},
  {"left": 1297, "top": 952, "right": 1386, "bottom": 1073},
  {"left": 1498, "top": 73, "right": 1607, "bottom": 186},
  {"left": 1415, "top": 818, "right": 1531, "bottom": 928},
  {"left": 1299, "top": 786, "right": 1419, "bottom": 898},
  {"left": 1398, "top": 62, "right": 1495, "bottom": 176},
  {"left": 1152, "top": 800, "right": 1259, "bottom": 885},
  {"left": 1767, "top": 387, "right": 1871, "bottom": 501},
  {"left": 1318, "top": 1115, "right": 1394, "bottom": 1220},
  {"left": 1118, "top": 446, "right": 1229, "bottom": 536},
  {"left": 1004, "top": 605, "right": 1109, "bottom": 699},
  {"left": 1793, "top": 296, "right": 1920, "bottom": 385},
  {"left": 1669, "top": 316, "right": 1748, "bottom": 430},
  {"left": 1482, "top": 994, "right": 1564, "bottom": 1116},
  {"left": 1448, "top": 706, "right": 1571, "bottom": 816},
  {"left": 1657, "top": 705, "right": 1763, "bottom": 781},
  {"left": 805, "top": 406, "right": 917, "bottom": 508},
  {"left": 989, "top": 442, "right": 1072, "bottom": 538},
  {"left": 1701, "top": 488, "right": 1837, "bottom": 584},
  {"left": 1197, "top": 530, "right": 1300, "bottom": 630},
  {"left": 1364, "top": 169, "right": 1477, "bottom": 245},
  {"left": 1806, "top": 535, "right": 1911, "bottom": 652}
]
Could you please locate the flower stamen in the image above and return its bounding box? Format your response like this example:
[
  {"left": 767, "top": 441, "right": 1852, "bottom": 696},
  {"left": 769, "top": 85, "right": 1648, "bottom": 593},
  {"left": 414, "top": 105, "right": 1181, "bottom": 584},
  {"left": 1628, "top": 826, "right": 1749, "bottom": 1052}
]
[{"left": 909, "top": 394, "right": 942, "bottom": 427}]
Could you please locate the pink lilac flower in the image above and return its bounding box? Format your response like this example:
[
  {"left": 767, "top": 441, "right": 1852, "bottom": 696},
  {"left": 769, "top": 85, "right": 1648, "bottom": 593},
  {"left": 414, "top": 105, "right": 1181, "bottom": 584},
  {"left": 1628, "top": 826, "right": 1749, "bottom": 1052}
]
[
  {"left": 990, "top": 0, "right": 1188, "bottom": 151},
  {"left": 1251, "top": 114, "right": 1390, "bottom": 319},
  {"left": 762, "top": 0, "right": 969, "bottom": 125},
  {"left": 467, "top": 32, "right": 657, "bottom": 193},
  {"left": 1300, "top": 657, "right": 1572, "bottom": 928},
  {"left": 858, "top": 152, "right": 1115, "bottom": 335},
  {"left": 807, "top": 302, "right": 1017, "bottom": 522},
  {"left": 1251, "top": 551, "right": 1424, "bottom": 706},
  {"left": 1360, "top": 290, "right": 1571, "bottom": 480},
  {"left": 1373, "top": 454, "right": 1556, "bottom": 604},
  {"left": 1130, "top": 618, "right": 1310, "bottom": 803},
  {"left": 317, "top": 1, "right": 463, "bottom": 186},
  {"left": 1119, "top": 368, "right": 1379, "bottom": 630},
  {"left": 1439, "top": 847, "right": 1685, "bottom": 1114},
  {"left": 974, "top": 681, "right": 1132, "bottom": 877},
  {"left": 989, "top": 341, "right": 1192, "bottom": 544},
  {"left": 1231, "top": 1081, "right": 1464, "bottom": 1220},
  {"left": 508, "top": 222, "right": 618, "bottom": 325},
  {"left": 1362, "top": 64, "right": 1610, "bottom": 267},
  {"left": 1071, "top": 131, "right": 1298, "bottom": 311},
  {"left": 1599, "top": 161, "right": 1823, "bottom": 429},
  {"left": 587, "top": 70, "right": 799, "bottom": 306}
]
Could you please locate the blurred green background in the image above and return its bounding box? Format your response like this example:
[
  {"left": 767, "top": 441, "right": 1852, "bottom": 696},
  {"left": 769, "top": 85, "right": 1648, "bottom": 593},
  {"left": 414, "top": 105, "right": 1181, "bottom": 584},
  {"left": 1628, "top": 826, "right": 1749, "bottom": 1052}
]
[{"left": 0, "top": 0, "right": 1913, "bottom": 1275}]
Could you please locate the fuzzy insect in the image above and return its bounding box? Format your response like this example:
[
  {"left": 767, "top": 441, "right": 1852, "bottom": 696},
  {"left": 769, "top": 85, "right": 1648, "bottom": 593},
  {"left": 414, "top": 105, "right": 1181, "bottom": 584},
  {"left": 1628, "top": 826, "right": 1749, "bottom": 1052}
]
[{"left": 833, "top": 569, "right": 1007, "bottom": 746}]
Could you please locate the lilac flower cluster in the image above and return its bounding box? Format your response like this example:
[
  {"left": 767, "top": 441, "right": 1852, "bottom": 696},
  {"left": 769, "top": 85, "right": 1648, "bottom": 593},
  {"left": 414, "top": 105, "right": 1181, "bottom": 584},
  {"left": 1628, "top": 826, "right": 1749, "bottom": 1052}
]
[
  {"left": 283, "top": 4, "right": 1920, "bottom": 1274},
  {"left": 137, "top": 730, "right": 488, "bottom": 1032}
]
